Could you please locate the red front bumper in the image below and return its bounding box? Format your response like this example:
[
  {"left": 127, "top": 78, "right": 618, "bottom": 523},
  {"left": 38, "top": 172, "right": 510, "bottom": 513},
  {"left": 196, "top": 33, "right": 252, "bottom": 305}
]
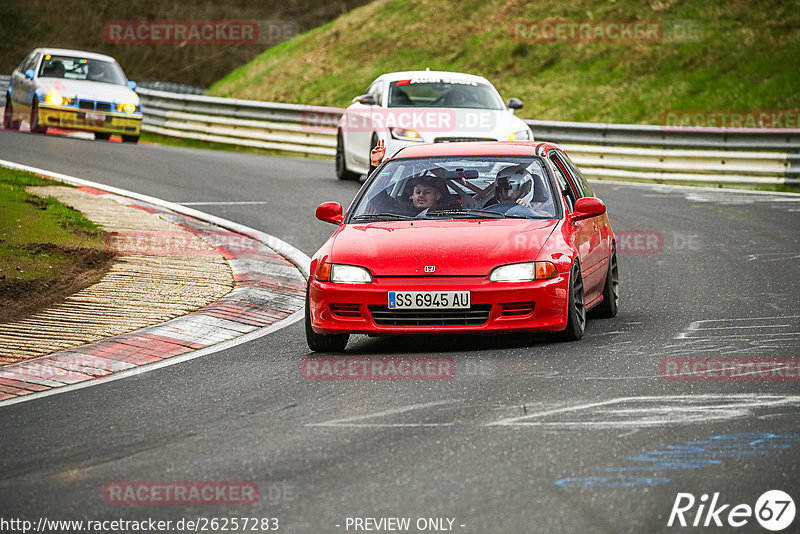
[{"left": 308, "top": 274, "right": 570, "bottom": 335}]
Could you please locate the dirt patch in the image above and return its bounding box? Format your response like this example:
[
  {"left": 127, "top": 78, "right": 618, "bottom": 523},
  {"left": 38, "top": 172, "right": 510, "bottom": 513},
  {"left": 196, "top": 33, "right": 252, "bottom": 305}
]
[{"left": 0, "top": 244, "right": 115, "bottom": 324}]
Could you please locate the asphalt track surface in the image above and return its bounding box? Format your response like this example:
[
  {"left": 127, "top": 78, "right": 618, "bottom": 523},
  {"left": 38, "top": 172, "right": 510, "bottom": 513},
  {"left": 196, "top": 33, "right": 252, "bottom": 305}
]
[{"left": 1, "top": 130, "right": 799, "bottom": 533}]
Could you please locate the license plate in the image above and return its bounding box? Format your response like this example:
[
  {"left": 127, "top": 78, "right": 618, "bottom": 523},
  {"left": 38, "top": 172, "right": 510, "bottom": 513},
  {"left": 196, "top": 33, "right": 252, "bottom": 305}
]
[
  {"left": 388, "top": 291, "right": 470, "bottom": 309},
  {"left": 85, "top": 112, "right": 104, "bottom": 121}
]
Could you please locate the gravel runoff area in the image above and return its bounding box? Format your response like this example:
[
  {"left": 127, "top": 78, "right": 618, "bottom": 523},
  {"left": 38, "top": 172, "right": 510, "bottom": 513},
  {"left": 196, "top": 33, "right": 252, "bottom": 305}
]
[{"left": 0, "top": 185, "right": 235, "bottom": 363}]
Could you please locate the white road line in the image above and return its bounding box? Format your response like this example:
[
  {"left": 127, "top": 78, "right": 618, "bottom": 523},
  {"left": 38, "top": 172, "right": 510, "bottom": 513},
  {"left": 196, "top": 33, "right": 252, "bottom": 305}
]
[
  {"left": 177, "top": 201, "right": 270, "bottom": 206},
  {"left": 676, "top": 315, "right": 800, "bottom": 339},
  {"left": 307, "top": 399, "right": 460, "bottom": 428},
  {"left": 487, "top": 394, "right": 800, "bottom": 428}
]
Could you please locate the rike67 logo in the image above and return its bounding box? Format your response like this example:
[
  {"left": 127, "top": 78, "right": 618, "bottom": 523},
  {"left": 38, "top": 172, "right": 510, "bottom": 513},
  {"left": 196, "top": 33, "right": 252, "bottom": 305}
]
[{"left": 668, "top": 490, "right": 795, "bottom": 530}]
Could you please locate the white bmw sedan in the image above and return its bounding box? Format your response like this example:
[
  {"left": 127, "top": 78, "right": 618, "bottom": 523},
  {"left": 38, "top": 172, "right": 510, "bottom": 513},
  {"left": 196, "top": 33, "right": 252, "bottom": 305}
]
[
  {"left": 4, "top": 48, "right": 142, "bottom": 142},
  {"left": 335, "top": 70, "right": 533, "bottom": 180}
]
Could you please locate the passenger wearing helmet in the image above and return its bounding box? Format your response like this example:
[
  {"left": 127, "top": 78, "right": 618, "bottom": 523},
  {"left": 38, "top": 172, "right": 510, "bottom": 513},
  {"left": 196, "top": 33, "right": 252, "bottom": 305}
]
[
  {"left": 484, "top": 164, "right": 554, "bottom": 217},
  {"left": 484, "top": 164, "right": 533, "bottom": 213}
]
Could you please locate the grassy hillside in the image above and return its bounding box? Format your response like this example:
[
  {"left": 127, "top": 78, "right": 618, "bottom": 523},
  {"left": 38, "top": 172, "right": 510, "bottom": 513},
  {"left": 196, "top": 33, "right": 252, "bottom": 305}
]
[
  {"left": 0, "top": 0, "right": 370, "bottom": 87},
  {"left": 209, "top": 0, "right": 800, "bottom": 124}
]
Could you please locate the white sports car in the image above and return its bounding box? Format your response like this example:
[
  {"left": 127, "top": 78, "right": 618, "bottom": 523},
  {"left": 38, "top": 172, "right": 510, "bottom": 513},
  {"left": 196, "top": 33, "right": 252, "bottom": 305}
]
[
  {"left": 336, "top": 70, "right": 533, "bottom": 180},
  {"left": 4, "top": 48, "right": 142, "bottom": 142}
]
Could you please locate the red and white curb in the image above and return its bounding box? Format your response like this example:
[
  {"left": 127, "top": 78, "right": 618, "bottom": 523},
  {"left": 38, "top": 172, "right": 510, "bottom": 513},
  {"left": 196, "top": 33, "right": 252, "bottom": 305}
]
[{"left": 0, "top": 160, "right": 311, "bottom": 407}]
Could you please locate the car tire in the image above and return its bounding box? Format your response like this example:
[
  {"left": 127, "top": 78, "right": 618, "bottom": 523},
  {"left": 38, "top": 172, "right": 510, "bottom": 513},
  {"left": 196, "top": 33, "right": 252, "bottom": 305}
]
[
  {"left": 95, "top": 132, "right": 111, "bottom": 141},
  {"left": 554, "top": 262, "right": 586, "bottom": 341},
  {"left": 29, "top": 98, "right": 47, "bottom": 134},
  {"left": 590, "top": 250, "right": 619, "bottom": 318},
  {"left": 122, "top": 135, "right": 139, "bottom": 143},
  {"left": 336, "top": 130, "right": 360, "bottom": 181},
  {"left": 3, "top": 95, "right": 20, "bottom": 130},
  {"left": 305, "top": 291, "right": 349, "bottom": 352}
]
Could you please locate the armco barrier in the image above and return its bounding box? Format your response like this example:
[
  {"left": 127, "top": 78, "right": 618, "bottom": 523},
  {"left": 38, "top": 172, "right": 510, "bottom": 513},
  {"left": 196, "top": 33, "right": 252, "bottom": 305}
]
[
  {"left": 136, "top": 88, "right": 799, "bottom": 185},
  {"left": 2, "top": 80, "right": 796, "bottom": 185},
  {"left": 0, "top": 74, "right": 9, "bottom": 106}
]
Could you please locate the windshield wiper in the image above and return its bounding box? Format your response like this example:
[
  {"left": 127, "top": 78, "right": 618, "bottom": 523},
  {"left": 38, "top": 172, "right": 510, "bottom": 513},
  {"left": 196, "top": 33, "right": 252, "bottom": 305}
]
[
  {"left": 425, "top": 208, "right": 507, "bottom": 219},
  {"left": 352, "top": 213, "right": 417, "bottom": 221}
]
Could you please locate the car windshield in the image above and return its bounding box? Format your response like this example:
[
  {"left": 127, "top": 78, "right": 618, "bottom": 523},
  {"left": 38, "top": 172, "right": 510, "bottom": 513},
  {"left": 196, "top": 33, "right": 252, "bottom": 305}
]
[
  {"left": 38, "top": 55, "right": 128, "bottom": 85},
  {"left": 388, "top": 79, "right": 505, "bottom": 110},
  {"left": 350, "top": 156, "right": 558, "bottom": 221}
]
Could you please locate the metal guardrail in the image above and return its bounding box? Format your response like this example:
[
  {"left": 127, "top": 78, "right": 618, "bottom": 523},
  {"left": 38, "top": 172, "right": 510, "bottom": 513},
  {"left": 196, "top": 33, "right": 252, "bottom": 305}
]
[
  {"left": 137, "top": 81, "right": 206, "bottom": 95},
  {"left": 532, "top": 120, "right": 800, "bottom": 151},
  {"left": 137, "top": 88, "right": 799, "bottom": 185},
  {"left": 0, "top": 75, "right": 10, "bottom": 106},
  {"left": 2, "top": 81, "right": 796, "bottom": 185}
]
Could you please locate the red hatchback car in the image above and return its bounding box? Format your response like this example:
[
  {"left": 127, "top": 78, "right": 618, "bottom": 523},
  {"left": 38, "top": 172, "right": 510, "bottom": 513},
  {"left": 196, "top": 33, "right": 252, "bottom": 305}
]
[{"left": 306, "top": 141, "right": 618, "bottom": 351}]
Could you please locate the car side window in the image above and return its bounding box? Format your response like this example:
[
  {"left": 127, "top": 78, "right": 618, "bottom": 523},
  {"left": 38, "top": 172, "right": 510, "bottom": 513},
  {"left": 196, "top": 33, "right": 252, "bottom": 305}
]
[
  {"left": 560, "top": 151, "right": 594, "bottom": 197},
  {"left": 551, "top": 153, "right": 585, "bottom": 198},
  {"left": 21, "top": 52, "right": 39, "bottom": 74},
  {"left": 549, "top": 157, "right": 577, "bottom": 211},
  {"left": 368, "top": 81, "right": 384, "bottom": 106}
]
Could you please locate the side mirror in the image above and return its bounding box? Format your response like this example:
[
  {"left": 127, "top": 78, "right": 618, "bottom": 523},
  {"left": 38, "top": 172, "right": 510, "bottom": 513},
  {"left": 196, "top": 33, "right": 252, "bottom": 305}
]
[
  {"left": 507, "top": 97, "right": 523, "bottom": 110},
  {"left": 316, "top": 201, "right": 344, "bottom": 225},
  {"left": 25, "top": 69, "right": 35, "bottom": 79},
  {"left": 127, "top": 80, "right": 137, "bottom": 90},
  {"left": 352, "top": 94, "right": 376, "bottom": 105},
  {"left": 570, "top": 197, "right": 606, "bottom": 223}
]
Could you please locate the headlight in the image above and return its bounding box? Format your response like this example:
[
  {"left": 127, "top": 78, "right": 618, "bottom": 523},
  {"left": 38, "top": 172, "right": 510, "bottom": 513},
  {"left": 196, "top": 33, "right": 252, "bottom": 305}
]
[
  {"left": 44, "top": 92, "right": 71, "bottom": 106},
  {"left": 489, "top": 261, "right": 558, "bottom": 282},
  {"left": 389, "top": 126, "right": 423, "bottom": 142},
  {"left": 508, "top": 129, "right": 532, "bottom": 141},
  {"left": 315, "top": 263, "right": 372, "bottom": 284},
  {"left": 116, "top": 103, "right": 138, "bottom": 114}
]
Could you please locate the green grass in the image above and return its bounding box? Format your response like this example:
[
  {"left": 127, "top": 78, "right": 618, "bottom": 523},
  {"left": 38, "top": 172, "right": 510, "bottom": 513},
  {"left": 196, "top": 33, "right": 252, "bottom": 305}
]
[
  {"left": 208, "top": 0, "right": 800, "bottom": 125},
  {"left": 0, "top": 167, "right": 105, "bottom": 284}
]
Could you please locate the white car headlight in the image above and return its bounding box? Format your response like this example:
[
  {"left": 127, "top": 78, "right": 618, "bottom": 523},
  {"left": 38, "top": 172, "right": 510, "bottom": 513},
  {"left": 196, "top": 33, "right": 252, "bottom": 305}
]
[
  {"left": 508, "top": 129, "right": 532, "bottom": 141},
  {"left": 332, "top": 264, "right": 372, "bottom": 283},
  {"left": 489, "top": 262, "right": 558, "bottom": 282},
  {"left": 44, "top": 92, "right": 71, "bottom": 106},
  {"left": 316, "top": 263, "right": 373, "bottom": 284},
  {"left": 490, "top": 263, "right": 534, "bottom": 282},
  {"left": 389, "top": 126, "right": 423, "bottom": 142},
  {"left": 116, "top": 103, "right": 138, "bottom": 114}
]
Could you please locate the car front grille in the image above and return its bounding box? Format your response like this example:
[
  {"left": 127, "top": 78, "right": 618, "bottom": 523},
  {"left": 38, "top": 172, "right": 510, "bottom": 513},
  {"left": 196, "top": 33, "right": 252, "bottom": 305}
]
[
  {"left": 434, "top": 137, "right": 496, "bottom": 143},
  {"left": 368, "top": 305, "right": 491, "bottom": 327},
  {"left": 77, "top": 100, "right": 112, "bottom": 112}
]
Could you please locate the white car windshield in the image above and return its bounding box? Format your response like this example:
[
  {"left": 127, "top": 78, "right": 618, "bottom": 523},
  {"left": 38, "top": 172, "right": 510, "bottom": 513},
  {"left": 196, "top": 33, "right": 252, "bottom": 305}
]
[
  {"left": 388, "top": 79, "right": 505, "bottom": 110},
  {"left": 350, "top": 156, "right": 558, "bottom": 221},
  {"left": 38, "top": 55, "right": 128, "bottom": 85}
]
